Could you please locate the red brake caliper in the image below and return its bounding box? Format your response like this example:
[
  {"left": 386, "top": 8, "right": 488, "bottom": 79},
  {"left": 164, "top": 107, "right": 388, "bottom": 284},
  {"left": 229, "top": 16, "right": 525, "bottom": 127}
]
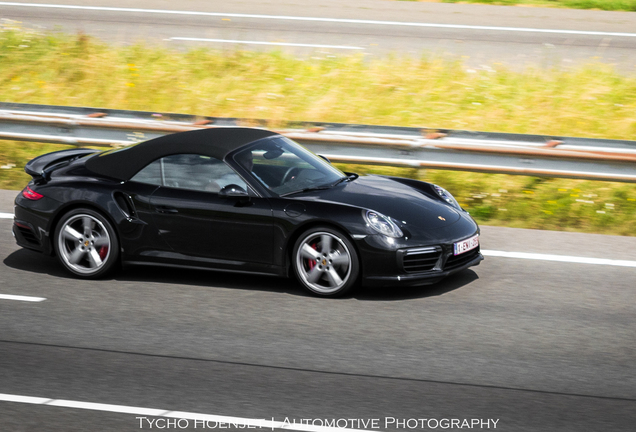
[
  {"left": 307, "top": 242, "right": 318, "bottom": 270},
  {"left": 98, "top": 246, "right": 108, "bottom": 260}
]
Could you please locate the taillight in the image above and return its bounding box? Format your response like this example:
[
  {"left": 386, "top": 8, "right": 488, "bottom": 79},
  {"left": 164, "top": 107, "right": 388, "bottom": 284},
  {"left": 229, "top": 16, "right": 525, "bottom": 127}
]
[{"left": 22, "top": 186, "right": 44, "bottom": 200}]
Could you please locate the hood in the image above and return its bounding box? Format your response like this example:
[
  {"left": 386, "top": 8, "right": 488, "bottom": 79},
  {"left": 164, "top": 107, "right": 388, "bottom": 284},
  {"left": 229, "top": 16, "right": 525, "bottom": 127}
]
[{"left": 297, "top": 175, "right": 461, "bottom": 230}]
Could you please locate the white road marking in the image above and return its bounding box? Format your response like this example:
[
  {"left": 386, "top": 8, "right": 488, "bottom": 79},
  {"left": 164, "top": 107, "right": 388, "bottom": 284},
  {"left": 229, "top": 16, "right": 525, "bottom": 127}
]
[
  {"left": 0, "top": 394, "right": 51, "bottom": 404},
  {"left": 47, "top": 399, "right": 168, "bottom": 416},
  {"left": 170, "top": 37, "right": 364, "bottom": 50},
  {"left": 0, "top": 393, "right": 373, "bottom": 432},
  {"left": 0, "top": 212, "right": 13, "bottom": 219},
  {"left": 481, "top": 250, "right": 636, "bottom": 268},
  {"left": 2, "top": 3, "right": 636, "bottom": 38},
  {"left": 0, "top": 294, "right": 47, "bottom": 302}
]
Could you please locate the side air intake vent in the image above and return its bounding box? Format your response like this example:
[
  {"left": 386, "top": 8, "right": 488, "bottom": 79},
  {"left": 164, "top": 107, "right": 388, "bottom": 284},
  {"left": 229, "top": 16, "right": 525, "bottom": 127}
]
[{"left": 113, "top": 192, "right": 136, "bottom": 218}]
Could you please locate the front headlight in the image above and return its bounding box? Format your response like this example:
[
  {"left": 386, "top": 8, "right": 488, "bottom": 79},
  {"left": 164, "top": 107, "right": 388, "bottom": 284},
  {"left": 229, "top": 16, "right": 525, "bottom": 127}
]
[
  {"left": 433, "top": 185, "right": 462, "bottom": 210},
  {"left": 363, "top": 210, "right": 403, "bottom": 238}
]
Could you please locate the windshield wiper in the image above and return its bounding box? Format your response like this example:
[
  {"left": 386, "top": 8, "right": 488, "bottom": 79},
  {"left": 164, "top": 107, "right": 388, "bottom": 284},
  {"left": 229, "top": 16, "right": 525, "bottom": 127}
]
[
  {"left": 333, "top": 173, "right": 358, "bottom": 186},
  {"left": 330, "top": 176, "right": 349, "bottom": 187},
  {"left": 280, "top": 174, "right": 358, "bottom": 197},
  {"left": 280, "top": 185, "right": 333, "bottom": 197}
]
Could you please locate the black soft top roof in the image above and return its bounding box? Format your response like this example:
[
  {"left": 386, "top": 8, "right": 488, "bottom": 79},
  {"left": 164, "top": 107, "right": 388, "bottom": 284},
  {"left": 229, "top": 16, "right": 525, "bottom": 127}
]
[{"left": 85, "top": 127, "right": 277, "bottom": 180}]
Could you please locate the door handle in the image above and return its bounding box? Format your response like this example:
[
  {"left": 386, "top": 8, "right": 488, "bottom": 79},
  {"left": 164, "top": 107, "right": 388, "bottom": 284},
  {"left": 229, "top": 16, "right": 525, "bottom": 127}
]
[{"left": 156, "top": 206, "right": 178, "bottom": 214}]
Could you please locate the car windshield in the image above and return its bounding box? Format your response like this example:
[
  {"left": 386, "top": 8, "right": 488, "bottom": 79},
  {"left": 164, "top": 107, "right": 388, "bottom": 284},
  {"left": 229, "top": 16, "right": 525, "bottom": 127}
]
[{"left": 232, "top": 136, "right": 345, "bottom": 196}]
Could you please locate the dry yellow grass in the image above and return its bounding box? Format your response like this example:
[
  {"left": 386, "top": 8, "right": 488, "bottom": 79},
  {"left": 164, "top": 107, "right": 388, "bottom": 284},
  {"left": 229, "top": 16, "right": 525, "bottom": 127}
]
[
  {"left": 1, "top": 28, "right": 635, "bottom": 235},
  {"left": 410, "top": 0, "right": 636, "bottom": 12}
]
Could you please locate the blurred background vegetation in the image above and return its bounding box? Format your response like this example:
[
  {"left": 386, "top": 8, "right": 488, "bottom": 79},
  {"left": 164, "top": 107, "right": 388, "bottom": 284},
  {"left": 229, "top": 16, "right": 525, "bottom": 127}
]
[
  {"left": 1, "top": 27, "right": 635, "bottom": 235},
  {"left": 415, "top": 0, "right": 636, "bottom": 12}
]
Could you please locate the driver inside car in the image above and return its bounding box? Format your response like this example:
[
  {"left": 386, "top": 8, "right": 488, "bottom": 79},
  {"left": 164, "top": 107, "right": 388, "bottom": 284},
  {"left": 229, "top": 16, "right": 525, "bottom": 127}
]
[{"left": 235, "top": 149, "right": 270, "bottom": 187}]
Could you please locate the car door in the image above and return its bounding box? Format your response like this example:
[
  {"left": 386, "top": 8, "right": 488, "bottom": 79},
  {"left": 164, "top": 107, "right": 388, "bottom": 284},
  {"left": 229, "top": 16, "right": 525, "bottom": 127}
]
[{"left": 134, "top": 154, "right": 274, "bottom": 267}]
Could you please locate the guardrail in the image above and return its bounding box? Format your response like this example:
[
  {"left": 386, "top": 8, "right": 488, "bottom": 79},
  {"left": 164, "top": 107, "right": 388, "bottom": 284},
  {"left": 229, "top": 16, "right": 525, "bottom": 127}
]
[{"left": 1, "top": 102, "right": 635, "bottom": 183}]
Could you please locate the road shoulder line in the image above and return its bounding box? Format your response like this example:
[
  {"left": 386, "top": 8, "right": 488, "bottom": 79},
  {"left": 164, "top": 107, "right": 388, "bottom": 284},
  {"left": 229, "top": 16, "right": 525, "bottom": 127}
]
[
  {"left": 481, "top": 250, "right": 636, "bottom": 267},
  {"left": 0, "top": 392, "right": 373, "bottom": 432},
  {"left": 2, "top": 3, "right": 635, "bottom": 37},
  {"left": 0, "top": 294, "right": 46, "bottom": 302}
]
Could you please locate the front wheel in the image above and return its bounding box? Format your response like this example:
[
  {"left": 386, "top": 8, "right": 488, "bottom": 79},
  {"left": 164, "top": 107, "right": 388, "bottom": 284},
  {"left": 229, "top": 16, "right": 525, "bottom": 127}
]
[
  {"left": 54, "top": 208, "right": 119, "bottom": 278},
  {"left": 292, "top": 227, "right": 359, "bottom": 297}
]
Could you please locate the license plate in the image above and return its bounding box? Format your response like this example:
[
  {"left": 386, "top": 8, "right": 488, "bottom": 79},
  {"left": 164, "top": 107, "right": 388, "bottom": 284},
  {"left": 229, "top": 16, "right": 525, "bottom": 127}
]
[{"left": 454, "top": 234, "right": 479, "bottom": 256}]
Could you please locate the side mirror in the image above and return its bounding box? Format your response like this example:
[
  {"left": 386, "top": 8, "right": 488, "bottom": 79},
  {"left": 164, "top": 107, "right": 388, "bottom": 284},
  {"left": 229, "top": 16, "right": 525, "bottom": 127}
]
[
  {"left": 318, "top": 154, "right": 331, "bottom": 163},
  {"left": 219, "top": 184, "right": 249, "bottom": 198}
]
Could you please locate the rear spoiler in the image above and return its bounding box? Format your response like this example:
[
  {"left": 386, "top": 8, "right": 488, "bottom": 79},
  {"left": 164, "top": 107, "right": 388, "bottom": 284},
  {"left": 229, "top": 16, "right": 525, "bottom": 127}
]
[{"left": 25, "top": 148, "right": 100, "bottom": 183}]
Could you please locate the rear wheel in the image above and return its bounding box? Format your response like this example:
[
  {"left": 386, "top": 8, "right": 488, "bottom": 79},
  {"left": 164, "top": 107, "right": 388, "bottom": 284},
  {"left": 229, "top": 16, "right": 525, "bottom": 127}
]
[
  {"left": 292, "top": 227, "right": 359, "bottom": 297},
  {"left": 54, "top": 208, "right": 119, "bottom": 278}
]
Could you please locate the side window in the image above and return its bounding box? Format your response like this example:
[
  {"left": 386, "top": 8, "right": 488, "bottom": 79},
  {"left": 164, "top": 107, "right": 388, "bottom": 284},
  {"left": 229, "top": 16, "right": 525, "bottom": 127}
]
[
  {"left": 130, "top": 159, "right": 162, "bottom": 185},
  {"left": 131, "top": 154, "right": 247, "bottom": 193}
]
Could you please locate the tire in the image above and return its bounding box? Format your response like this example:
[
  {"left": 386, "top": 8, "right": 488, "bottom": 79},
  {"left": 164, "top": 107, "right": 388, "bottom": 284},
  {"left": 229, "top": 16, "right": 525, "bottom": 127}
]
[
  {"left": 53, "top": 208, "right": 119, "bottom": 279},
  {"left": 292, "top": 227, "right": 359, "bottom": 297}
]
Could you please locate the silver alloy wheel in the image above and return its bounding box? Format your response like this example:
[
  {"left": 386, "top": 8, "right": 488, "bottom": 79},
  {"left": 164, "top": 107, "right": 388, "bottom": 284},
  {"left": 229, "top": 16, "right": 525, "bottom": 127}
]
[
  {"left": 57, "top": 214, "right": 111, "bottom": 275},
  {"left": 296, "top": 231, "right": 352, "bottom": 294}
]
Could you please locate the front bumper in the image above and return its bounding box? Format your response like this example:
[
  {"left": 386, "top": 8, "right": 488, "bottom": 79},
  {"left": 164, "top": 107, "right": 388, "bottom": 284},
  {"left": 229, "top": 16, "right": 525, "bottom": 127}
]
[
  {"left": 355, "top": 213, "right": 483, "bottom": 287},
  {"left": 362, "top": 250, "right": 483, "bottom": 287}
]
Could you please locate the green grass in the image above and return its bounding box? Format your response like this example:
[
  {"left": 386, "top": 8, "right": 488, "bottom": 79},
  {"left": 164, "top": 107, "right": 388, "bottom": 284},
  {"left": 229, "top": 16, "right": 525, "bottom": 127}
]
[
  {"left": 439, "top": 0, "right": 636, "bottom": 12},
  {"left": 1, "top": 27, "right": 635, "bottom": 235}
]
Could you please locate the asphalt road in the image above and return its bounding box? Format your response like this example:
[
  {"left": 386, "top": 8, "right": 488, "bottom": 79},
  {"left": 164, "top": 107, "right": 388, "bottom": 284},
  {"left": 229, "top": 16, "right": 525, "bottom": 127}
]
[
  {"left": 1, "top": 188, "right": 635, "bottom": 431},
  {"left": 2, "top": 0, "right": 636, "bottom": 71}
]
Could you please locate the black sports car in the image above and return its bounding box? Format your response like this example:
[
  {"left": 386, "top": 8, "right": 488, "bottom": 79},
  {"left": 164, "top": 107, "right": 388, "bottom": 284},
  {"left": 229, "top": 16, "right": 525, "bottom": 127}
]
[{"left": 13, "top": 127, "right": 482, "bottom": 297}]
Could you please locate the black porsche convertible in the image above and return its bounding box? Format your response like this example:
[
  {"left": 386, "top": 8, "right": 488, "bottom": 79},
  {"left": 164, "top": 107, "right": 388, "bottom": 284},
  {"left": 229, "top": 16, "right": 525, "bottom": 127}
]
[{"left": 13, "top": 127, "right": 482, "bottom": 297}]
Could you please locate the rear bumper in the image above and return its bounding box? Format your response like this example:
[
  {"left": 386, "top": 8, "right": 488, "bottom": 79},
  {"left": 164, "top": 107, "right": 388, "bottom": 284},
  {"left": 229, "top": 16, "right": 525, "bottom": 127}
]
[
  {"left": 13, "top": 219, "right": 51, "bottom": 254},
  {"left": 13, "top": 196, "right": 54, "bottom": 255}
]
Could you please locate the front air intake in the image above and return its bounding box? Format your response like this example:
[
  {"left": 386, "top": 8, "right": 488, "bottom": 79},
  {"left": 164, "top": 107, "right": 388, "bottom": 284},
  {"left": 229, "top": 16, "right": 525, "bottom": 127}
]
[
  {"left": 444, "top": 247, "right": 480, "bottom": 271},
  {"left": 401, "top": 247, "right": 442, "bottom": 273}
]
